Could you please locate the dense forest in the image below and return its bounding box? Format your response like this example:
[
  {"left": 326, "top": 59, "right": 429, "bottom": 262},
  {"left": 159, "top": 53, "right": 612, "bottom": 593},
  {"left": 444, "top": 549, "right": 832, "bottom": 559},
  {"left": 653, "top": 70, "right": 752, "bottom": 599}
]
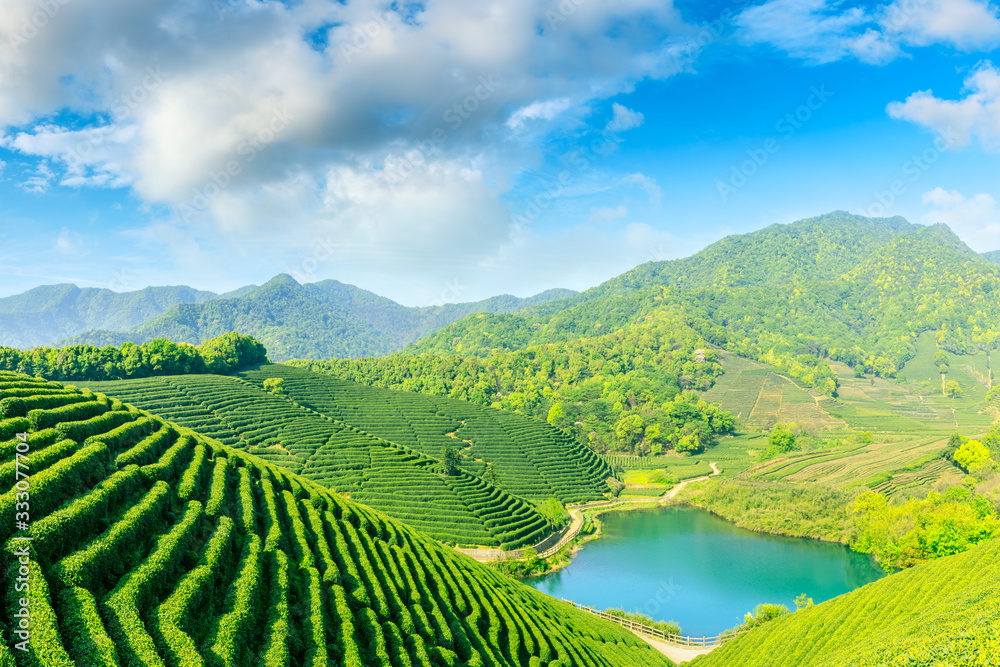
[
  {"left": 0, "top": 332, "right": 267, "bottom": 381},
  {"left": 291, "top": 309, "right": 736, "bottom": 455}
]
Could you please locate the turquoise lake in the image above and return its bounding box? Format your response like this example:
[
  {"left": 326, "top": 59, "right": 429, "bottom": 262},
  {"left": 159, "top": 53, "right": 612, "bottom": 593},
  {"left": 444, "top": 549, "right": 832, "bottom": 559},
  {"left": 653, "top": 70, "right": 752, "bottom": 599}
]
[{"left": 525, "top": 507, "right": 886, "bottom": 637}]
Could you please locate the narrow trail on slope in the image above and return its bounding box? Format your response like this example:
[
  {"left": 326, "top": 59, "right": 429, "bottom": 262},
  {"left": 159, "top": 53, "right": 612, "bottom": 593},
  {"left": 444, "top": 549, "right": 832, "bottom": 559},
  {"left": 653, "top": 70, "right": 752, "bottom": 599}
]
[
  {"left": 457, "top": 463, "right": 721, "bottom": 562},
  {"left": 661, "top": 461, "right": 720, "bottom": 502}
]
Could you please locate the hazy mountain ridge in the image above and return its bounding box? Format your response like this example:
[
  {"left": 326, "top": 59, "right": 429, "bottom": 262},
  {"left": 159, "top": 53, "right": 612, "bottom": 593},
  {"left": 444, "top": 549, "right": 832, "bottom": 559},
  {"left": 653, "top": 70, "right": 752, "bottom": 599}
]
[
  {"left": 0, "top": 284, "right": 220, "bottom": 348},
  {"left": 49, "top": 275, "right": 576, "bottom": 361}
]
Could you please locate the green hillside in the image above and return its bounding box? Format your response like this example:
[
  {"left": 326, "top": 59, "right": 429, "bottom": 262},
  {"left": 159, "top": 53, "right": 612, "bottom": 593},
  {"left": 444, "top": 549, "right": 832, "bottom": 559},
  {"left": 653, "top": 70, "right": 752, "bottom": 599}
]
[
  {"left": 694, "top": 534, "right": 1000, "bottom": 666},
  {"left": 405, "top": 214, "right": 1000, "bottom": 396},
  {"left": 0, "top": 371, "right": 671, "bottom": 667},
  {"left": 79, "top": 366, "right": 612, "bottom": 546},
  {"left": 58, "top": 275, "right": 576, "bottom": 361}
]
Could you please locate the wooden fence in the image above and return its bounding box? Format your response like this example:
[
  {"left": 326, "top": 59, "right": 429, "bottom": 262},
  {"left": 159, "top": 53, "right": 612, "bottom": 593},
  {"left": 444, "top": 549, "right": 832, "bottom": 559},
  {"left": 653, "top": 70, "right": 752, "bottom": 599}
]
[{"left": 562, "top": 600, "right": 748, "bottom": 648}]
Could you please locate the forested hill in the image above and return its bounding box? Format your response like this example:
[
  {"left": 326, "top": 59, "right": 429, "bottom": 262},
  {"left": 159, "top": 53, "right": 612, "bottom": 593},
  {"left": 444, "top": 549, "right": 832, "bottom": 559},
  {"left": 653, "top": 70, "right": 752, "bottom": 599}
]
[
  {"left": 982, "top": 249, "right": 1000, "bottom": 264},
  {"left": 0, "top": 283, "right": 219, "bottom": 349},
  {"left": 408, "top": 212, "right": 1000, "bottom": 394},
  {"left": 36, "top": 275, "right": 574, "bottom": 361}
]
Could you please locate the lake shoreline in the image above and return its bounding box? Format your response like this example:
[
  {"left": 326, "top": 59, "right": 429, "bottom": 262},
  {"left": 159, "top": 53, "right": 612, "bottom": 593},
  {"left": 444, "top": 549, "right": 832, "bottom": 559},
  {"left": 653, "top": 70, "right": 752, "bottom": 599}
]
[{"left": 523, "top": 504, "right": 887, "bottom": 638}]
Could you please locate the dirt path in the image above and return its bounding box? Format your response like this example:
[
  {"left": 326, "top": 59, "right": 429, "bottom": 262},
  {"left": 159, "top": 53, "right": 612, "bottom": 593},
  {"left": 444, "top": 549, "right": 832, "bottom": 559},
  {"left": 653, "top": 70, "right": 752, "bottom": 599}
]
[
  {"left": 662, "top": 462, "right": 720, "bottom": 502},
  {"left": 633, "top": 632, "right": 716, "bottom": 664},
  {"left": 536, "top": 509, "right": 584, "bottom": 559},
  {"left": 458, "top": 463, "right": 721, "bottom": 562}
]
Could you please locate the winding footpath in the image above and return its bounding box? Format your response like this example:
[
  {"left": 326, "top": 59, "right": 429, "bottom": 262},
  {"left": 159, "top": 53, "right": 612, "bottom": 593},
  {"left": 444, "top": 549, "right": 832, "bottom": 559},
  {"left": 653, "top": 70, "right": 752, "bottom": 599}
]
[
  {"left": 457, "top": 462, "right": 721, "bottom": 563},
  {"left": 662, "top": 461, "right": 720, "bottom": 502}
]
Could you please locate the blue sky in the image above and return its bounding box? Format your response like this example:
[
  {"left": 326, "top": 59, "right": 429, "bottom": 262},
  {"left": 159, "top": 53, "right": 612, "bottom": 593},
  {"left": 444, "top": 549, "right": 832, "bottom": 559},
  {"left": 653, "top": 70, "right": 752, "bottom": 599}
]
[{"left": 2, "top": 0, "right": 1000, "bottom": 305}]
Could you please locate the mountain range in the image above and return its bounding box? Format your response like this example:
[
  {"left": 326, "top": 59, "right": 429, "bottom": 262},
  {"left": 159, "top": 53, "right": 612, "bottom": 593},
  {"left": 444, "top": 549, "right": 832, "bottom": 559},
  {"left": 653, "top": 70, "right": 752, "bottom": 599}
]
[
  {"left": 5, "top": 211, "right": 1000, "bottom": 371},
  {"left": 0, "top": 276, "right": 574, "bottom": 361}
]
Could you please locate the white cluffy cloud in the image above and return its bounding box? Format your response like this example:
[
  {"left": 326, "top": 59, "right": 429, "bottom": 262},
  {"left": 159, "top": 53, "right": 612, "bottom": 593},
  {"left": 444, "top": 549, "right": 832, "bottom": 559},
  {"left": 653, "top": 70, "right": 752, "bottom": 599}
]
[
  {"left": 0, "top": 0, "right": 689, "bottom": 243},
  {"left": 737, "top": 0, "right": 1000, "bottom": 64},
  {"left": 888, "top": 62, "right": 1000, "bottom": 151},
  {"left": 606, "top": 103, "right": 645, "bottom": 133},
  {"left": 922, "top": 187, "right": 1000, "bottom": 251}
]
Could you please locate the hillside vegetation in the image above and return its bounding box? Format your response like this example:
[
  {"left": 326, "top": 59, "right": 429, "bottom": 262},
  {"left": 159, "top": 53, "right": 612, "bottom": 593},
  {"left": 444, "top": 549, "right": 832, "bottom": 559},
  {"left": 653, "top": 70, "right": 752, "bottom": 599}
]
[
  {"left": 0, "top": 333, "right": 268, "bottom": 382},
  {"left": 403, "top": 213, "right": 1000, "bottom": 396},
  {"left": 80, "top": 365, "right": 612, "bottom": 547},
  {"left": 0, "top": 371, "right": 671, "bottom": 667},
  {"left": 290, "top": 309, "right": 736, "bottom": 457},
  {"left": 58, "top": 275, "right": 575, "bottom": 361},
  {"left": 693, "top": 535, "right": 1000, "bottom": 666}
]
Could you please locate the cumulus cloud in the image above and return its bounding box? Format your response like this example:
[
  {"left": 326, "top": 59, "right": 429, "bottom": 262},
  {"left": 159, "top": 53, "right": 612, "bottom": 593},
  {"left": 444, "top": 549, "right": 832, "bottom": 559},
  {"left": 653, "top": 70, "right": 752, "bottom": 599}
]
[
  {"left": 922, "top": 187, "right": 1000, "bottom": 251},
  {"left": 0, "top": 0, "right": 699, "bottom": 297},
  {"left": 888, "top": 61, "right": 1000, "bottom": 150},
  {"left": 737, "top": 0, "right": 1000, "bottom": 64},
  {"left": 605, "top": 103, "right": 644, "bottom": 133},
  {"left": 0, "top": 0, "right": 687, "bottom": 208}
]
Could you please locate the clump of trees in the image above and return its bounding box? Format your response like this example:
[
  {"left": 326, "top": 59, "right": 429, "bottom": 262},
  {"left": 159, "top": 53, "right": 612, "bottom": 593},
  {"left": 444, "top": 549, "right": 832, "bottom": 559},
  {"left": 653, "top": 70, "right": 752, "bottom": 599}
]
[
  {"left": 848, "top": 485, "right": 1000, "bottom": 571},
  {"left": 0, "top": 332, "right": 268, "bottom": 381},
  {"left": 758, "top": 422, "right": 799, "bottom": 460}
]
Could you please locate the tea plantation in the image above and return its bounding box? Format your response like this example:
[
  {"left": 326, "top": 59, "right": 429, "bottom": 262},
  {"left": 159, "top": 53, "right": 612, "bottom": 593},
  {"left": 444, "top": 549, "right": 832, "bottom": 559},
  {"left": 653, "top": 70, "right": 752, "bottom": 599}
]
[
  {"left": 76, "top": 374, "right": 553, "bottom": 549},
  {"left": 236, "top": 364, "right": 611, "bottom": 503},
  {"left": 0, "top": 371, "right": 672, "bottom": 667},
  {"left": 694, "top": 534, "right": 1000, "bottom": 666}
]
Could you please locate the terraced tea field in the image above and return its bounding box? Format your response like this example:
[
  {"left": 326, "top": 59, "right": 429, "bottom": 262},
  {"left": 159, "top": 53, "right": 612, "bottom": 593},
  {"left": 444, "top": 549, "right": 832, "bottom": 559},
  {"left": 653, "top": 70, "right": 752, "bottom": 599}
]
[
  {"left": 0, "top": 371, "right": 672, "bottom": 667},
  {"left": 749, "top": 434, "right": 958, "bottom": 492},
  {"left": 82, "top": 367, "right": 612, "bottom": 547},
  {"left": 702, "top": 353, "right": 846, "bottom": 432},
  {"left": 238, "top": 364, "right": 612, "bottom": 504},
  {"left": 78, "top": 375, "right": 553, "bottom": 548}
]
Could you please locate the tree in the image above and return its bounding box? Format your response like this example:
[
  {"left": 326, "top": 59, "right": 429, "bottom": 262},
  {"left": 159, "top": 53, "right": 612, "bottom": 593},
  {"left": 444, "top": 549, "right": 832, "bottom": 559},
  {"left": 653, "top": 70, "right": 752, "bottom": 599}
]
[
  {"left": 546, "top": 402, "right": 564, "bottom": 426},
  {"left": 768, "top": 423, "right": 797, "bottom": 453},
  {"left": 614, "top": 414, "right": 645, "bottom": 452},
  {"left": 538, "top": 498, "right": 568, "bottom": 526},
  {"left": 675, "top": 433, "right": 702, "bottom": 454},
  {"left": 482, "top": 462, "right": 499, "bottom": 487},
  {"left": 954, "top": 439, "right": 995, "bottom": 474},
  {"left": 441, "top": 444, "right": 461, "bottom": 476},
  {"left": 945, "top": 380, "right": 963, "bottom": 398},
  {"left": 743, "top": 604, "right": 789, "bottom": 628},
  {"left": 794, "top": 594, "right": 814, "bottom": 610},
  {"left": 263, "top": 378, "right": 285, "bottom": 394}
]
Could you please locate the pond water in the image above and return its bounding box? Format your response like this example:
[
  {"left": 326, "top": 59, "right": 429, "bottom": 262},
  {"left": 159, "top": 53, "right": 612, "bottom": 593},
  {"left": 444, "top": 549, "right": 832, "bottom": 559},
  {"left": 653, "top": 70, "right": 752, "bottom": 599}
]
[{"left": 525, "top": 507, "right": 886, "bottom": 637}]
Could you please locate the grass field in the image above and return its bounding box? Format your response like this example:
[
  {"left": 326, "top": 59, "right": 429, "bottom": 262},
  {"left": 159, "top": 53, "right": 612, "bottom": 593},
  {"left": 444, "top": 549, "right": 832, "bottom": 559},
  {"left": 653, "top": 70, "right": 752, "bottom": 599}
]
[{"left": 0, "top": 371, "right": 671, "bottom": 667}]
